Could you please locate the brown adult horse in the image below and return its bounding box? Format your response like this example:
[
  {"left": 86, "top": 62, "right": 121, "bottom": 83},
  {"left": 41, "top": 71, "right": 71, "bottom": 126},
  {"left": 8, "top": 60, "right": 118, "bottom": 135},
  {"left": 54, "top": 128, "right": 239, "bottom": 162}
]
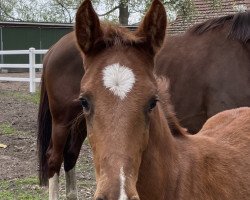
[
  {"left": 38, "top": 32, "right": 85, "bottom": 199},
  {"left": 156, "top": 11, "right": 250, "bottom": 133},
  {"left": 72, "top": 0, "right": 250, "bottom": 199},
  {"left": 37, "top": 1, "right": 250, "bottom": 199}
]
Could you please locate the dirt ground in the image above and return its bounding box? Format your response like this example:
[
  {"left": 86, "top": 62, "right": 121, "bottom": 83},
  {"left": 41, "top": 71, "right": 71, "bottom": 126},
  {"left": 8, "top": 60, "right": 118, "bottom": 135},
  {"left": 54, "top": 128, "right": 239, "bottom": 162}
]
[{"left": 0, "top": 74, "right": 95, "bottom": 199}]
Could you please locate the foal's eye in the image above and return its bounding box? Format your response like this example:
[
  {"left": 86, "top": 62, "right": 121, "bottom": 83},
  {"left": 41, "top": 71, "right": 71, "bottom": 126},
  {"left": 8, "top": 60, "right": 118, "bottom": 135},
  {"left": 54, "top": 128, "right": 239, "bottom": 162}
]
[
  {"left": 148, "top": 97, "right": 158, "bottom": 112},
  {"left": 79, "top": 97, "right": 90, "bottom": 112}
]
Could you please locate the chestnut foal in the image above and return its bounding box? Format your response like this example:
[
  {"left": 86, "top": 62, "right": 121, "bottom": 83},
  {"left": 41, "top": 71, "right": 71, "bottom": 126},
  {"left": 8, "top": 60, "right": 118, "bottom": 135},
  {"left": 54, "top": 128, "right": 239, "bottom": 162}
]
[{"left": 74, "top": 0, "right": 250, "bottom": 199}]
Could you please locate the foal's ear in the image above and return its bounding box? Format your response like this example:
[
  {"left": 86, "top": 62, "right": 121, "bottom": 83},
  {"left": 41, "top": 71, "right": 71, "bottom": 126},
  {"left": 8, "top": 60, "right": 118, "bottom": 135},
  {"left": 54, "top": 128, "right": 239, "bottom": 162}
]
[
  {"left": 136, "top": 0, "right": 167, "bottom": 54},
  {"left": 75, "top": 0, "right": 103, "bottom": 54}
]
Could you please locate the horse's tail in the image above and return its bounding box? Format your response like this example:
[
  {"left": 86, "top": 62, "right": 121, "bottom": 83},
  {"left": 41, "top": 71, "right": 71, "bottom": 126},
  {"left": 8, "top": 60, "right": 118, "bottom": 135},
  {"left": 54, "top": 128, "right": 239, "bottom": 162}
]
[{"left": 37, "top": 53, "right": 52, "bottom": 186}]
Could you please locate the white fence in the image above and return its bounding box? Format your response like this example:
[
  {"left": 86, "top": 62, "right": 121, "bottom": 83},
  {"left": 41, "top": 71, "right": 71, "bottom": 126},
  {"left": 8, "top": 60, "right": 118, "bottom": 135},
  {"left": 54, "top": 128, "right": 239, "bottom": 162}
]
[{"left": 0, "top": 48, "right": 48, "bottom": 93}]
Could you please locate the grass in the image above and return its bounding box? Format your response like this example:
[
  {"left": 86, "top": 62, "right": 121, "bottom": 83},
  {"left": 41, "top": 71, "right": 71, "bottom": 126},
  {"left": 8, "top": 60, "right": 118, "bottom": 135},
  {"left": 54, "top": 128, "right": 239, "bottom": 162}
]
[
  {"left": 0, "top": 123, "right": 15, "bottom": 135},
  {"left": 12, "top": 91, "right": 40, "bottom": 105},
  {"left": 0, "top": 90, "right": 40, "bottom": 105},
  {"left": 0, "top": 176, "right": 48, "bottom": 200},
  {"left": 0, "top": 122, "right": 28, "bottom": 135},
  {"left": 0, "top": 162, "right": 95, "bottom": 200}
]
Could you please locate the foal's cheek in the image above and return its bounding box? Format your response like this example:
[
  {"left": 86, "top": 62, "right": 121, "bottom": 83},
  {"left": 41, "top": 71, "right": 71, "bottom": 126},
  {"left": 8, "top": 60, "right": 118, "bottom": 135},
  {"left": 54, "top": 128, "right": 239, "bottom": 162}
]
[
  {"left": 87, "top": 129, "right": 96, "bottom": 150},
  {"left": 139, "top": 117, "right": 152, "bottom": 151},
  {"left": 136, "top": 126, "right": 150, "bottom": 154},
  {"left": 142, "top": 129, "right": 150, "bottom": 151}
]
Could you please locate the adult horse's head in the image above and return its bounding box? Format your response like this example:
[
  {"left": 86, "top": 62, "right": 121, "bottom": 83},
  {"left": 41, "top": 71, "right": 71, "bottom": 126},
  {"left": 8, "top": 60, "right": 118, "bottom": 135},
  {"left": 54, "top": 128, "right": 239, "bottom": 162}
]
[{"left": 75, "top": 0, "right": 166, "bottom": 199}]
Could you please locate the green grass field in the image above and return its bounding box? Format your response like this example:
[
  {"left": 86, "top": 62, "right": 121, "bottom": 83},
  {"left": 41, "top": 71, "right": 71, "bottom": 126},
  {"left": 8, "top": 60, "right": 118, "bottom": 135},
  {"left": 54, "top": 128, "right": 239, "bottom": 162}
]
[{"left": 0, "top": 177, "right": 48, "bottom": 200}]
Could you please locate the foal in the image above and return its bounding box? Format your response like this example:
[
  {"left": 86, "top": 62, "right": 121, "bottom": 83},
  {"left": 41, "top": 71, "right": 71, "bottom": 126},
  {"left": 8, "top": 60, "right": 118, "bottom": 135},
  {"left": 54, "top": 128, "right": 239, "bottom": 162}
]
[{"left": 75, "top": 0, "right": 250, "bottom": 199}]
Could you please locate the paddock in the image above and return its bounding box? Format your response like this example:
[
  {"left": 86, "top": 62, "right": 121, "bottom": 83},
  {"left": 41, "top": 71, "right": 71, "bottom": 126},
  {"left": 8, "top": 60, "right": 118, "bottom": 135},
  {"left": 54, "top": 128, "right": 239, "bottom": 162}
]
[{"left": 0, "top": 79, "right": 95, "bottom": 199}]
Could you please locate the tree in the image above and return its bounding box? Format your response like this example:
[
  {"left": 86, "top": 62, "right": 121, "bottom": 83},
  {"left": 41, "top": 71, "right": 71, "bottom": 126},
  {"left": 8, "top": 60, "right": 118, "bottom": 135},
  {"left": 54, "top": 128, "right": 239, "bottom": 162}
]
[
  {"left": 0, "top": 0, "right": 19, "bottom": 21},
  {"left": 92, "top": 0, "right": 196, "bottom": 25},
  {"left": 97, "top": 0, "right": 130, "bottom": 25},
  {"left": 0, "top": 0, "right": 54, "bottom": 22}
]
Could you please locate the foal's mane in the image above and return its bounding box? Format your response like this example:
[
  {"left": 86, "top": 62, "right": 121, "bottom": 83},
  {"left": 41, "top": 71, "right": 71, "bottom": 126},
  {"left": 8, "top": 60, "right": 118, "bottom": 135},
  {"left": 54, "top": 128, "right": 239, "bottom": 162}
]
[
  {"left": 156, "top": 76, "right": 186, "bottom": 137},
  {"left": 188, "top": 11, "right": 250, "bottom": 43}
]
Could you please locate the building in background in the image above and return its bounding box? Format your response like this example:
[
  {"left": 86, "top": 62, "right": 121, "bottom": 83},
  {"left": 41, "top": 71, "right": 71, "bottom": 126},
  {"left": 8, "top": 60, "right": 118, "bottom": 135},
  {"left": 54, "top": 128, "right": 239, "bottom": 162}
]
[
  {"left": 168, "top": 0, "right": 250, "bottom": 34},
  {"left": 0, "top": 22, "right": 73, "bottom": 67}
]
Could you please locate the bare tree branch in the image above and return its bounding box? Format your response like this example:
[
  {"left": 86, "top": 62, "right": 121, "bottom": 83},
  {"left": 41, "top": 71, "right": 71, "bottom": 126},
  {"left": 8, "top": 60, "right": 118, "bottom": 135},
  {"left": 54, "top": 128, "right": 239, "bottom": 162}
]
[
  {"left": 0, "top": 4, "right": 23, "bottom": 21},
  {"left": 98, "top": 6, "right": 119, "bottom": 17},
  {"left": 54, "top": 0, "right": 73, "bottom": 22}
]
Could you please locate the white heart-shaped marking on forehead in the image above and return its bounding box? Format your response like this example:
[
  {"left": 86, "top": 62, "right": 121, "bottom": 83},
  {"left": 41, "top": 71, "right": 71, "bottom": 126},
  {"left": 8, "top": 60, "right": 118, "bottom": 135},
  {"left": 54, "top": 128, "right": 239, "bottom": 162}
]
[{"left": 102, "top": 63, "right": 136, "bottom": 100}]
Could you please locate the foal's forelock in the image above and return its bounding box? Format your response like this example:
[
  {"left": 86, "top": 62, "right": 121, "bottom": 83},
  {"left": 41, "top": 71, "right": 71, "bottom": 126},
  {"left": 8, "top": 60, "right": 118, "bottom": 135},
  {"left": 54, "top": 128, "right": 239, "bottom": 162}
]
[{"left": 91, "top": 23, "right": 146, "bottom": 52}]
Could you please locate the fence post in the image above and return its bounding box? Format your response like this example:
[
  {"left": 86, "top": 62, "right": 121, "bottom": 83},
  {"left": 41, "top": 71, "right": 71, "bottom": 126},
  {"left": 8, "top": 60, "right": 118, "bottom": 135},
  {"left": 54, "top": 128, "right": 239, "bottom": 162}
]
[{"left": 29, "top": 47, "right": 36, "bottom": 93}]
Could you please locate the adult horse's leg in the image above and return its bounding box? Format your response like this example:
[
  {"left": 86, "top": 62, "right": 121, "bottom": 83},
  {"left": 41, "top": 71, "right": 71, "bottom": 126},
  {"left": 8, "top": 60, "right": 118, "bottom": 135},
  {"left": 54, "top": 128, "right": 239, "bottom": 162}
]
[
  {"left": 46, "top": 101, "right": 84, "bottom": 199},
  {"left": 47, "top": 121, "right": 69, "bottom": 200},
  {"left": 46, "top": 102, "right": 84, "bottom": 200},
  {"left": 63, "top": 118, "right": 87, "bottom": 199}
]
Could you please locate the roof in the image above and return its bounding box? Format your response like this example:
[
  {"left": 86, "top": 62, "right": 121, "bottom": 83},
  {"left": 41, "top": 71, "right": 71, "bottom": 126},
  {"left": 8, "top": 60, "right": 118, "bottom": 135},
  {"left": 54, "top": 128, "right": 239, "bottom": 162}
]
[
  {"left": 0, "top": 21, "right": 138, "bottom": 31},
  {"left": 0, "top": 21, "right": 74, "bottom": 28},
  {"left": 167, "top": 0, "right": 250, "bottom": 35}
]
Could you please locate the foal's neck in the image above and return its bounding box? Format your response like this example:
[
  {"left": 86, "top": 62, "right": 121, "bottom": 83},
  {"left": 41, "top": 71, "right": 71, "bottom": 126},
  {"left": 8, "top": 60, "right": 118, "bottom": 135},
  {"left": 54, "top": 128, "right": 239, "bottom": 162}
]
[{"left": 137, "top": 105, "right": 181, "bottom": 199}]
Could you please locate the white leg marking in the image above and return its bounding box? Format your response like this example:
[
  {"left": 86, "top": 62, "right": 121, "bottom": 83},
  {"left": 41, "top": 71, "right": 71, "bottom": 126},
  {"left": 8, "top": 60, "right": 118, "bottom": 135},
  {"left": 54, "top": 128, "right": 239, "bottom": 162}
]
[
  {"left": 118, "top": 167, "right": 128, "bottom": 200},
  {"left": 103, "top": 63, "right": 136, "bottom": 100},
  {"left": 65, "top": 167, "right": 78, "bottom": 200},
  {"left": 49, "top": 173, "right": 59, "bottom": 200}
]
